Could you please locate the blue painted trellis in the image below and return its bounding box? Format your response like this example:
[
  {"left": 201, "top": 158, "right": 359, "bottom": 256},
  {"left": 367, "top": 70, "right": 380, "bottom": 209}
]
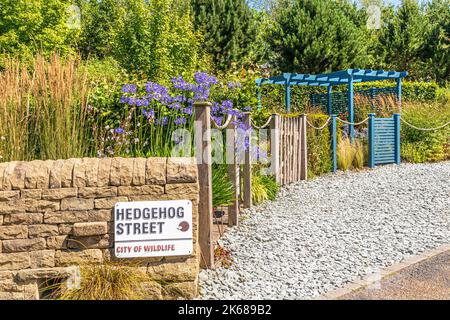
[{"left": 256, "top": 69, "right": 408, "bottom": 142}]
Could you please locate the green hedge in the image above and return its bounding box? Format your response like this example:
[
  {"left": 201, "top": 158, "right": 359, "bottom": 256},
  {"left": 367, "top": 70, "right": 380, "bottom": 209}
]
[
  {"left": 259, "top": 80, "right": 445, "bottom": 112},
  {"left": 306, "top": 114, "right": 341, "bottom": 178}
]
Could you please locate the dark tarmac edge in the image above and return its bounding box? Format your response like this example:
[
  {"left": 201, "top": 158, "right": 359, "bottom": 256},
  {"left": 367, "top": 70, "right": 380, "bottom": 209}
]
[{"left": 318, "top": 244, "right": 450, "bottom": 300}]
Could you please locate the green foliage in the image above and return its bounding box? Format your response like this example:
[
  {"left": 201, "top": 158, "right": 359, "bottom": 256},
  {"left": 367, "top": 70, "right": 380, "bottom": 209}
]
[
  {"left": 258, "top": 174, "right": 279, "bottom": 201},
  {"left": 400, "top": 100, "right": 450, "bottom": 163},
  {"left": 251, "top": 173, "right": 279, "bottom": 204},
  {"left": 306, "top": 114, "right": 337, "bottom": 178},
  {"left": 267, "top": 0, "right": 369, "bottom": 73},
  {"left": 0, "top": 0, "right": 79, "bottom": 59},
  {"left": 374, "top": 0, "right": 428, "bottom": 78},
  {"left": 191, "top": 0, "right": 257, "bottom": 71},
  {"left": 212, "top": 164, "right": 235, "bottom": 208},
  {"left": 422, "top": 0, "right": 450, "bottom": 85}
]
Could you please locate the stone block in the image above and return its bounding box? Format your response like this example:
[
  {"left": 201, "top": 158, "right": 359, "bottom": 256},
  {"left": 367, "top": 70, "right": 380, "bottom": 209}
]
[
  {"left": 24, "top": 160, "right": 48, "bottom": 189},
  {"left": 28, "top": 225, "right": 59, "bottom": 238},
  {"left": 0, "top": 225, "right": 28, "bottom": 240},
  {"left": 21, "top": 189, "right": 42, "bottom": 199},
  {"left": 2, "top": 238, "right": 46, "bottom": 253},
  {"left": 165, "top": 183, "right": 199, "bottom": 196},
  {"left": 166, "top": 157, "right": 197, "bottom": 183},
  {"left": 0, "top": 200, "right": 25, "bottom": 214},
  {"left": 44, "top": 211, "right": 89, "bottom": 224},
  {"left": 0, "top": 252, "right": 30, "bottom": 270},
  {"left": 132, "top": 158, "right": 146, "bottom": 186},
  {"left": 67, "top": 234, "right": 112, "bottom": 250},
  {"left": 30, "top": 250, "right": 55, "bottom": 268},
  {"left": 61, "top": 159, "right": 76, "bottom": 188},
  {"left": 3, "top": 213, "right": 43, "bottom": 225},
  {"left": 110, "top": 158, "right": 133, "bottom": 186},
  {"left": 85, "top": 158, "right": 100, "bottom": 187},
  {"left": 0, "top": 191, "right": 20, "bottom": 201},
  {"left": 97, "top": 158, "right": 112, "bottom": 187},
  {"left": 25, "top": 199, "right": 60, "bottom": 212},
  {"left": 1, "top": 161, "right": 17, "bottom": 190},
  {"left": 72, "top": 222, "right": 107, "bottom": 237},
  {"left": 148, "top": 257, "right": 198, "bottom": 282},
  {"left": 15, "top": 267, "right": 73, "bottom": 282},
  {"left": 87, "top": 210, "right": 113, "bottom": 222},
  {"left": 61, "top": 198, "right": 94, "bottom": 211},
  {"left": 46, "top": 236, "right": 68, "bottom": 250},
  {"left": 0, "top": 163, "right": 8, "bottom": 191},
  {"left": 55, "top": 249, "right": 103, "bottom": 266},
  {"left": 94, "top": 197, "right": 128, "bottom": 209},
  {"left": 118, "top": 185, "right": 164, "bottom": 196},
  {"left": 145, "top": 158, "right": 166, "bottom": 185},
  {"left": 49, "top": 159, "right": 65, "bottom": 189},
  {"left": 42, "top": 188, "right": 77, "bottom": 200},
  {"left": 78, "top": 187, "right": 117, "bottom": 198},
  {"left": 10, "top": 162, "right": 27, "bottom": 190}
]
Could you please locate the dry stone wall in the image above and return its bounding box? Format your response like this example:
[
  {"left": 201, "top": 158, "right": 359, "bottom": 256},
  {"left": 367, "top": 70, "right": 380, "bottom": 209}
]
[{"left": 0, "top": 157, "right": 199, "bottom": 300}]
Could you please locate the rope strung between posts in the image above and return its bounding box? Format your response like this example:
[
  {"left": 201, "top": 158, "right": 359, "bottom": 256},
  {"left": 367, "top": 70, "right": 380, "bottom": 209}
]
[
  {"left": 401, "top": 118, "right": 450, "bottom": 131},
  {"left": 336, "top": 117, "right": 369, "bottom": 126},
  {"left": 210, "top": 113, "right": 233, "bottom": 130},
  {"left": 251, "top": 116, "right": 273, "bottom": 129},
  {"left": 306, "top": 117, "right": 331, "bottom": 130}
]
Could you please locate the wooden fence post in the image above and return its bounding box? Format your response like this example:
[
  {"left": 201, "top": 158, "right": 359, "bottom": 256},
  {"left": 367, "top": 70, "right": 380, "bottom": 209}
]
[
  {"left": 270, "top": 114, "right": 280, "bottom": 184},
  {"left": 300, "top": 114, "right": 308, "bottom": 180},
  {"left": 194, "top": 101, "right": 214, "bottom": 269},
  {"left": 243, "top": 112, "right": 252, "bottom": 208},
  {"left": 226, "top": 116, "right": 239, "bottom": 226}
]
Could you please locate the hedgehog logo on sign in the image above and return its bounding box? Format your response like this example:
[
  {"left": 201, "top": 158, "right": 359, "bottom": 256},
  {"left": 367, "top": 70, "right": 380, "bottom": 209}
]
[{"left": 178, "top": 221, "right": 190, "bottom": 232}]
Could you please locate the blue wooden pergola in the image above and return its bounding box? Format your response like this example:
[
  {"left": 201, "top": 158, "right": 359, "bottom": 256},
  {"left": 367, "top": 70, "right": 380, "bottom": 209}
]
[{"left": 256, "top": 69, "right": 408, "bottom": 141}]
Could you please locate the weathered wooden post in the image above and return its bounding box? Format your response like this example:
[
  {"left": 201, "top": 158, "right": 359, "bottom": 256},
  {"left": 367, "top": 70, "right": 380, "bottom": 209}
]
[
  {"left": 194, "top": 101, "right": 214, "bottom": 268},
  {"left": 243, "top": 112, "right": 252, "bottom": 208},
  {"left": 270, "top": 114, "right": 281, "bottom": 184},
  {"left": 300, "top": 114, "right": 308, "bottom": 180},
  {"left": 226, "top": 116, "right": 239, "bottom": 227}
]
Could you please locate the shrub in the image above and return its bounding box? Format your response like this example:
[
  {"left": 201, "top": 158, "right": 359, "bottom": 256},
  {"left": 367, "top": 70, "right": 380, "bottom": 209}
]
[
  {"left": 251, "top": 173, "right": 279, "bottom": 204},
  {"left": 52, "top": 262, "right": 150, "bottom": 300},
  {"left": 259, "top": 175, "right": 279, "bottom": 201},
  {"left": 352, "top": 139, "right": 365, "bottom": 170},
  {"left": 337, "top": 138, "right": 353, "bottom": 171},
  {"left": 307, "top": 114, "right": 340, "bottom": 178},
  {"left": 401, "top": 100, "right": 450, "bottom": 163},
  {"left": 212, "top": 164, "right": 235, "bottom": 208}
]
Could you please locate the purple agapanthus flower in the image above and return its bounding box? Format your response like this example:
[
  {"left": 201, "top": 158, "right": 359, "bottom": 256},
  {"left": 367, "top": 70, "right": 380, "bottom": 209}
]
[
  {"left": 155, "top": 116, "right": 168, "bottom": 126},
  {"left": 142, "top": 108, "right": 155, "bottom": 119},
  {"left": 182, "top": 107, "right": 193, "bottom": 115},
  {"left": 115, "top": 127, "right": 125, "bottom": 134},
  {"left": 174, "top": 117, "right": 187, "bottom": 126},
  {"left": 122, "top": 84, "right": 137, "bottom": 94}
]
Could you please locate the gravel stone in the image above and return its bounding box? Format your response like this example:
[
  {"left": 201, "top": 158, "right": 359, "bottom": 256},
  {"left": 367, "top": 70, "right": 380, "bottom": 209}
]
[{"left": 199, "top": 162, "right": 450, "bottom": 299}]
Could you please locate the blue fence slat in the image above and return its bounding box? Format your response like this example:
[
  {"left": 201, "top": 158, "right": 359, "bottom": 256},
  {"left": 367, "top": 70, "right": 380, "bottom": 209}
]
[{"left": 369, "top": 115, "right": 401, "bottom": 167}]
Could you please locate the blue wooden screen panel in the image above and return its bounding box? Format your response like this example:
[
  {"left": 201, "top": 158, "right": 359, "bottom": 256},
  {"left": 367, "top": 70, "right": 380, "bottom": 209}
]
[{"left": 368, "top": 114, "right": 401, "bottom": 168}]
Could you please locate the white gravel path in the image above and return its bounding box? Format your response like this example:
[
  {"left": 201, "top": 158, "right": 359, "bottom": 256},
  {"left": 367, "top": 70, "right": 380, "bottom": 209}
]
[{"left": 199, "top": 162, "right": 450, "bottom": 299}]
